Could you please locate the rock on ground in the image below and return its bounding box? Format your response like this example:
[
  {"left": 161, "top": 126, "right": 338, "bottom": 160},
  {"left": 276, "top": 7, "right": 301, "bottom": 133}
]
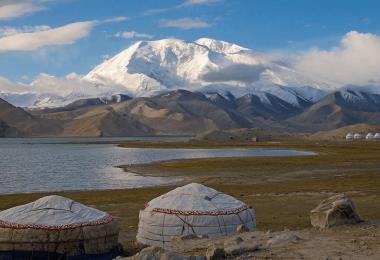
[
  {"left": 119, "top": 221, "right": 380, "bottom": 259},
  {"left": 310, "top": 193, "right": 362, "bottom": 229}
]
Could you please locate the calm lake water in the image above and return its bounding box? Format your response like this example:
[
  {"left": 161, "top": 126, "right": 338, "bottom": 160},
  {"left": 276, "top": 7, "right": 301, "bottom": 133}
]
[{"left": 0, "top": 137, "right": 315, "bottom": 194}]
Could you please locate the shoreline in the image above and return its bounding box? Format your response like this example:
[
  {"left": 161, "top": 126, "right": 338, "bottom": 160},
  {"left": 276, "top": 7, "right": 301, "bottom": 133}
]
[{"left": 1, "top": 140, "right": 380, "bottom": 253}]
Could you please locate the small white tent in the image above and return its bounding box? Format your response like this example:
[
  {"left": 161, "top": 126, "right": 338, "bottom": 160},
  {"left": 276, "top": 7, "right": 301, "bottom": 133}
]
[
  {"left": 374, "top": 133, "right": 380, "bottom": 140},
  {"left": 366, "top": 133, "right": 374, "bottom": 140},
  {"left": 354, "top": 133, "right": 363, "bottom": 140},
  {"left": 346, "top": 133, "right": 354, "bottom": 140},
  {"left": 137, "top": 183, "right": 256, "bottom": 248},
  {"left": 0, "top": 195, "right": 119, "bottom": 259}
]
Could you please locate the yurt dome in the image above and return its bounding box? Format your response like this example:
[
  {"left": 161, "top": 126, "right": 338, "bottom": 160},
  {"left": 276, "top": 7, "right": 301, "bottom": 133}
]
[
  {"left": 346, "top": 133, "right": 354, "bottom": 140},
  {"left": 354, "top": 133, "right": 363, "bottom": 139},
  {"left": 366, "top": 133, "right": 374, "bottom": 140},
  {"left": 374, "top": 133, "right": 380, "bottom": 139},
  {"left": 137, "top": 183, "right": 256, "bottom": 248},
  {"left": 0, "top": 195, "right": 119, "bottom": 259}
]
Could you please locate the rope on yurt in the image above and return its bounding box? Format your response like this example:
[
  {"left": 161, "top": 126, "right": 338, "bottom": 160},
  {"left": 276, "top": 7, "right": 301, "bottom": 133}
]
[
  {"left": 175, "top": 214, "right": 196, "bottom": 235},
  {"left": 161, "top": 213, "right": 166, "bottom": 247},
  {"left": 236, "top": 208, "right": 245, "bottom": 223},
  {"left": 207, "top": 199, "right": 225, "bottom": 236},
  {"left": 247, "top": 208, "right": 255, "bottom": 226}
]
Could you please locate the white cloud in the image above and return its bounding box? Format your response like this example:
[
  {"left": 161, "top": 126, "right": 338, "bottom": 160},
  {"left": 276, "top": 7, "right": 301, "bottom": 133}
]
[
  {"left": 0, "top": 73, "right": 128, "bottom": 107},
  {"left": 115, "top": 31, "right": 153, "bottom": 39},
  {"left": 0, "top": 21, "right": 94, "bottom": 51},
  {"left": 30, "top": 73, "right": 95, "bottom": 96},
  {"left": 0, "top": 25, "right": 51, "bottom": 37},
  {"left": 160, "top": 18, "right": 211, "bottom": 29},
  {"left": 0, "top": 17, "right": 127, "bottom": 52},
  {"left": 0, "top": 76, "right": 28, "bottom": 92},
  {"left": 295, "top": 31, "right": 380, "bottom": 86},
  {"left": 101, "top": 16, "right": 128, "bottom": 23},
  {"left": 143, "top": 0, "right": 221, "bottom": 16},
  {"left": 0, "top": 1, "right": 45, "bottom": 20},
  {"left": 183, "top": 0, "right": 221, "bottom": 6}
]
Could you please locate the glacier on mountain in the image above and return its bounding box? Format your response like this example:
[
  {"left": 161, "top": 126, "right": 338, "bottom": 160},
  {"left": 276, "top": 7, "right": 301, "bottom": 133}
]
[{"left": 1, "top": 37, "right": 377, "bottom": 108}]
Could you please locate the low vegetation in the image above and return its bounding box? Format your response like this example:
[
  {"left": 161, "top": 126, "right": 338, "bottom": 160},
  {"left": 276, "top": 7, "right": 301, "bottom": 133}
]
[{"left": 1, "top": 140, "right": 380, "bottom": 253}]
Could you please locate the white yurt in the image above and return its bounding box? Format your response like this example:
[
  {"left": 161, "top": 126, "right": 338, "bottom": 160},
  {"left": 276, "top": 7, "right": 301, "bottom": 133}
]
[
  {"left": 346, "top": 133, "right": 354, "bottom": 140},
  {"left": 0, "top": 195, "right": 119, "bottom": 259},
  {"left": 354, "top": 133, "right": 363, "bottom": 140},
  {"left": 366, "top": 133, "right": 374, "bottom": 140},
  {"left": 374, "top": 133, "right": 380, "bottom": 140},
  {"left": 136, "top": 183, "right": 256, "bottom": 248}
]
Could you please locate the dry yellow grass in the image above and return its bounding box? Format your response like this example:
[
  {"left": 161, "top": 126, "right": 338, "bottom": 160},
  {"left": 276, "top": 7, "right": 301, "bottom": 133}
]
[{"left": 1, "top": 140, "right": 379, "bottom": 254}]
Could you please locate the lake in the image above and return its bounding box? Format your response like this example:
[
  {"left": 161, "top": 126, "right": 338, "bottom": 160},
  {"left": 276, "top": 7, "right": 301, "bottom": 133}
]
[{"left": 0, "top": 137, "right": 315, "bottom": 194}]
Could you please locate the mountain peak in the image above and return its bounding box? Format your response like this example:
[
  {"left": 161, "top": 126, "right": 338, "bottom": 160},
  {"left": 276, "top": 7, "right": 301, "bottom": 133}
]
[
  {"left": 195, "top": 38, "right": 249, "bottom": 53},
  {"left": 2, "top": 37, "right": 335, "bottom": 108}
]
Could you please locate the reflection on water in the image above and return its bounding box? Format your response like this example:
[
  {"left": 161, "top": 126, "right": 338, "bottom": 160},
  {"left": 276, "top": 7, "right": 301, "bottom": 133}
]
[{"left": 0, "top": 137, "right": 315, "bottom": 194}]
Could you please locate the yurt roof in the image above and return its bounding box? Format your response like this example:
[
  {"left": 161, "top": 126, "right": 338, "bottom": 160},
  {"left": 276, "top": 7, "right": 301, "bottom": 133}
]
[
  {"left": 0, "top": 195, "right": 112, "bottom": 229},
  {"left": 144, "top": 183, "right": 250, "bottom": 215}
]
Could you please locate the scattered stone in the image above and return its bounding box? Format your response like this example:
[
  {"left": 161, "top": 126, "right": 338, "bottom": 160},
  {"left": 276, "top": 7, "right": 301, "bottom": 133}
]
[
  {"left": 128, "top": 246, "right": 206, "bottom": 260},
  {"left": 205, "top": 246, "right": 226, "bottom": 260},
  {"left": 224, "top": 241, "right": 260, "bottom": 256},
  {"left": 180, "top": 234, "right": 203, "bottom": 240},
  {"left": 223, "top": 236, "right": 244, "bottom": 247},
  {"left": 236, "top": 224, "right": 249, "bottom": 233},
  {"left": 266, "top": 232, "right": 300, "bottom": 247},
  {"left": 310, "top": 193, "right": 362, "bottom": 229}
]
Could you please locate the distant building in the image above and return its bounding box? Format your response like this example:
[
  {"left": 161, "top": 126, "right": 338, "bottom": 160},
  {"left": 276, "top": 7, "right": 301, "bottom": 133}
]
[
  {"left": 354, "top": 133, "right": 363, "bottom": 140},
  {"left": 346, "top": 133, "right": 354, "bottom": 140},
  {"left": 366, "top": 133, "right": 374, "bottom": 140},
  {"left": 374, "top": 133, "right": 380, "bottom": 140}
]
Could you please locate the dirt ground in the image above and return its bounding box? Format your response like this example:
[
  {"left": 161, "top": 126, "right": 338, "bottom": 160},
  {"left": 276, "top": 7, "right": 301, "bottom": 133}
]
[{"left": 1, "top": 140, "right": 380, "bottom": 257}]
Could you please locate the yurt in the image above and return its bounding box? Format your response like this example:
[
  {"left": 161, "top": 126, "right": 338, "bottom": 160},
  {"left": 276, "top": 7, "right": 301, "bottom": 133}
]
[
  {"left": 354, "top": 133, "right": 363, "bottom": 140},
  {"left": 346, "top": 133, "right": 354, "bottom": 140},
  {"left": 374, "top": 133, "right": 380, "bottom": 140},
  {"left": 0, "top": 195, "right": 120, "bottom": 259},
  {"left": 366, "top": 133, "right": 374, "bottom": 140},
  {"left": 137, "top": 183, "right": 256, "bottom": 248}
]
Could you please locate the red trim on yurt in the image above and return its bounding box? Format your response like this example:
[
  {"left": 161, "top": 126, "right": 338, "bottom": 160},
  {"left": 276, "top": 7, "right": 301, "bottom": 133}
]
[
  {"left": 148, "top": 205, "right": 251, "bottom": 216},
  {"left": 0, "top": 214, "right": 114, "bottom": 230}
]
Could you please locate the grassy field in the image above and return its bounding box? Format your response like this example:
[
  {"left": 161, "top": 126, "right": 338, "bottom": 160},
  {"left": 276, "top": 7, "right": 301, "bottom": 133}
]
[{"left": 1, "top": 140, "right": 379, "bottom": 253}]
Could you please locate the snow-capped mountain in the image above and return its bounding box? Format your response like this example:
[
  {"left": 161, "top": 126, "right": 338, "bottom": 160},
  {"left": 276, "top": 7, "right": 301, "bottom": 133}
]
[
  {"left": 83, "top": 38, "right": 331, "bottom": 107},
  {"left": 2, "top": 37, "right": 379, "bottom": 108}
]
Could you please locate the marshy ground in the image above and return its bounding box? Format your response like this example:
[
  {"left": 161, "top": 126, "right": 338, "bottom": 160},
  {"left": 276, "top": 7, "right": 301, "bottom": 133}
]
[{"left": 1, "top": 140, "right": 380, "bottom": 255}]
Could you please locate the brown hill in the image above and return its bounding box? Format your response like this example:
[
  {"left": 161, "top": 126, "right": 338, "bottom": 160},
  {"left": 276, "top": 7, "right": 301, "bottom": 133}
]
[
  {"left": 112, "top": 90, "right": 251, "bottom": 135},
  {"left": 288, "top": 91, "right": 380, "bottom": 131},
  {"left": 308, "top": 123, "right": 380, "bottom": 140},
  {"left": 194, "top": 128, "right": 295, "bottom": 142},
  {"left": 0, "top": 98, "right": 60, "bottom": 136}
]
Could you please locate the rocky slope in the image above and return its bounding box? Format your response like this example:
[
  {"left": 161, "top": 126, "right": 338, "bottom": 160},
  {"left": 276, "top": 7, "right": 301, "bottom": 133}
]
[
  {"left": 288, "top": 90, "right": 380, "bottom": 131},
  {"left": 2, "top": 88, "right": 379, "bottom": 137},
  {"left": 0, "top": 98, "right": 59, "bottom": 137}
]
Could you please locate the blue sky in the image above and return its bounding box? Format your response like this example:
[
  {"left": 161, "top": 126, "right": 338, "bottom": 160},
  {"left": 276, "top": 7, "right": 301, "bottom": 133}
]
[{"left": 0, "top": 0, "right": 379, "bottom": 82}]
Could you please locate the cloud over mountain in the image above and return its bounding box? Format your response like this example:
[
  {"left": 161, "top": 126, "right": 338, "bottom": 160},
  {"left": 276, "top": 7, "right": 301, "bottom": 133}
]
[
  {"left": 295, "top": 31, "right": 380, "bottom": 86},
  {"left": 201, "top": 64, "right": 266, "bottom": 83}
]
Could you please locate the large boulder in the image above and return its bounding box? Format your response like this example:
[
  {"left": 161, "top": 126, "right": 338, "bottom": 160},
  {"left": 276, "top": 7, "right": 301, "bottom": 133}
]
[{"left": 310, "top": 194, "right": 362, "bottom": 229}]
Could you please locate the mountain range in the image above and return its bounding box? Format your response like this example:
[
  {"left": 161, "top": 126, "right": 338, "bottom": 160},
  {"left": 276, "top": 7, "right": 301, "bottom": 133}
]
[
  {"left": 1, "top": 88, "right": 380, "bottom": 137},
  {"left": 1, "top": 38, "right": 340, "bottom": 108},
  {"left": 0, "top": 38, "right": 379, "bottom": 137}
]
